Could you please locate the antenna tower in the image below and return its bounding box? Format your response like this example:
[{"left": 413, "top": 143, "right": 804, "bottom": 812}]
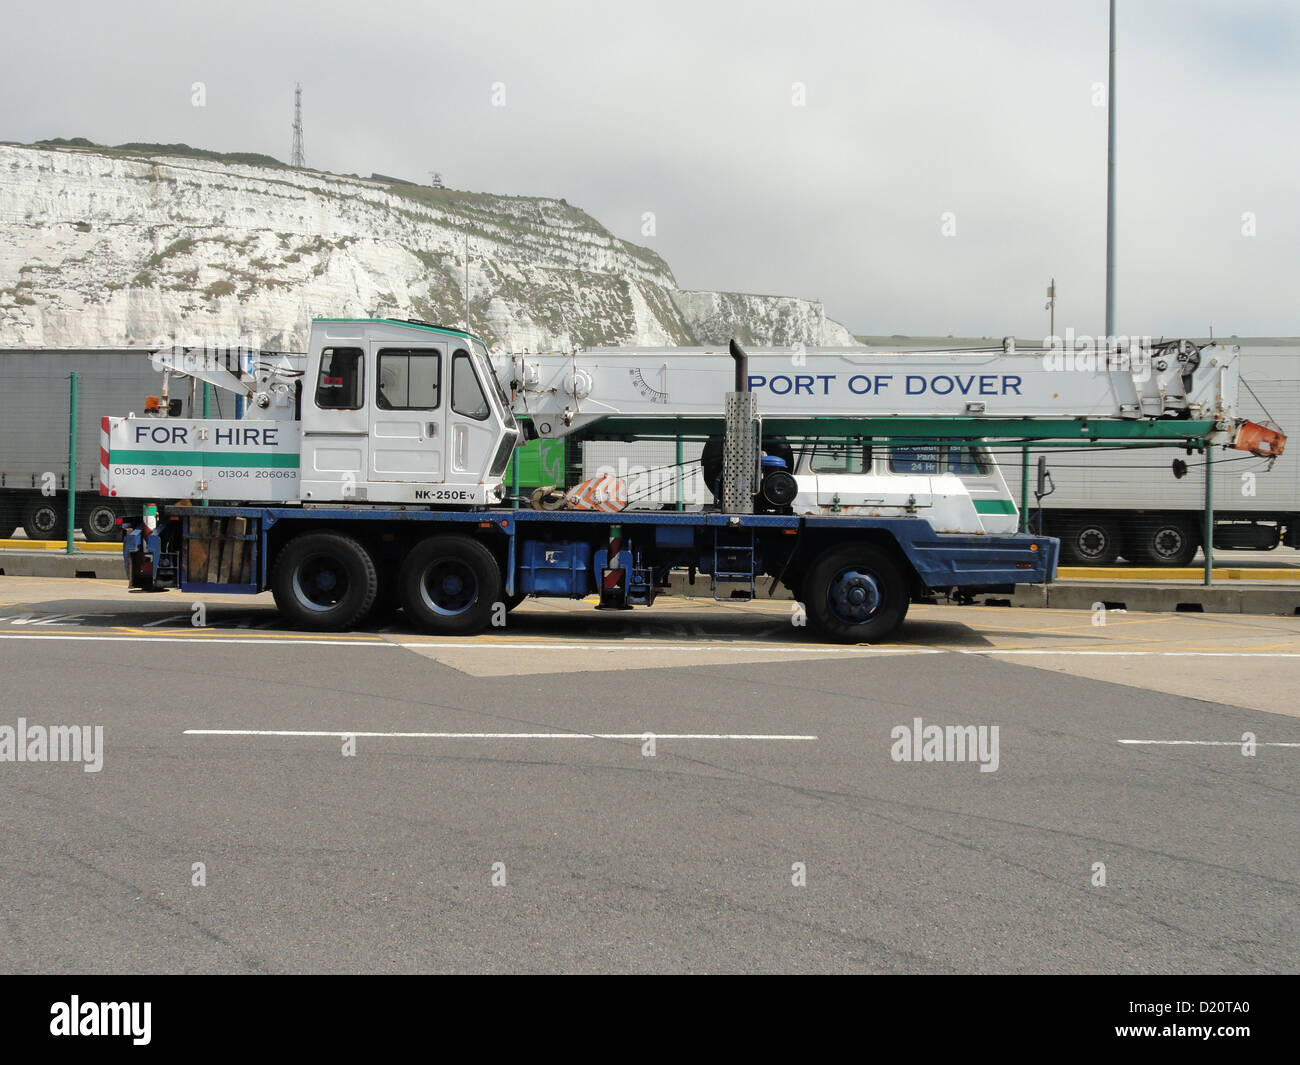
[{"left": 290, "top": 83, "right": 305, "bottom": 168}]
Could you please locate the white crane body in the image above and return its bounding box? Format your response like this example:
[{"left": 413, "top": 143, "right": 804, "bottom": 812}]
[{"left": 95, "top": 319, "right": 1284, "bottom": 643}]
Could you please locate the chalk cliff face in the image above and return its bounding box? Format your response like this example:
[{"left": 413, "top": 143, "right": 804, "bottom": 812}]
[{"left": 0, "top": 144, "right": 854, "bottom": 351}]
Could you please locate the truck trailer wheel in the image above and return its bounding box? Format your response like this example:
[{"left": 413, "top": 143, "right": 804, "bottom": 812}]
[
  {"left": 270, "top": 533, "right": 378, "bottom": 631},
  {"left": 21, "top": 498, "right": 67, "bottom": 541},
  {"left": 399, "top": 535, "right": 502, "bottom": 635},
  {"left": 804, "top": 544, "right": 909, "bottom": 643},
  {"left": 1127, "top": 518, "right": 1199, "bottom": 567},
  {"left": 81, "top": 501, "right": 122, "bottom": 542},
  {"left": 1058, "top": 518, "right": 1120, "bottom": 564}
]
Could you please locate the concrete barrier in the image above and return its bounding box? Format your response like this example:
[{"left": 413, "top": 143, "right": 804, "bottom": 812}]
[
  {"left": 0, "top": 550, "right": 125, "bottom": 579},
  {"left": 663, "top": 571, "right": 1300, "bottom": 617}
]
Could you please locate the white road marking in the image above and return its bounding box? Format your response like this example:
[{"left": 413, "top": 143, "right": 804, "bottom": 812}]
[
  {"left": 184, "top": 729, "right": 817, "bottom": 741},
  {"left": 1118, "top": 739, "right": 1300, "bottom": 747},
  {"left": 398, "top": 641, "right": 940, "bottom": 654},
  {"left": 0, "top": 632, "right": 1297, "bottom": 659},
  {"left": 971, "top": 650, "right": 1300, "bottom": 658}
]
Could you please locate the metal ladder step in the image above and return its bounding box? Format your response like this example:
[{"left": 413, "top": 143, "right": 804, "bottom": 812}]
[{"left": 711, "top": 529, "right": 756, "bottom": 600}]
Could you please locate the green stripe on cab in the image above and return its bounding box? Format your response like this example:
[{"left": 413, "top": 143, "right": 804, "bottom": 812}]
[
  {"left": 110, "top": 450, "right": 299, "bottom": 468},
  {"left": 973, "top": 499, "right": 1018, "bottom": 515}
]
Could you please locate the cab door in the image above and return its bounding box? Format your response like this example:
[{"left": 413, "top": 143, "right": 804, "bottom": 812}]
[
  {"left": 299, "top": 344, "right": 369, "bottom": 502},
  {"left": 443, "top": 346, "right": 500, "bottom": 488},
  {"left": 368, "top": 344, "right": 444, "bottom": 484}
]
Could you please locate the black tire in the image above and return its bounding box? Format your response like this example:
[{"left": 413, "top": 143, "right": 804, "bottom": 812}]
[
  {"left": 804, "top": 544, "right": 910, "bottom": 643},
  {"left": 363, "top": 570, "right": 404, "bottom": 625},
  {"left": 1058, "top": 517, "right": 1121, "bottom": 564},
  {"left": 21, "top": 497, "right": 67, "bottom": 541},
  {"left": 399, "top": 535, "right": 502, "bottom": 635},
  {"left": 81, "top": 501, "right": 122, "bottom": 542},
  {"left": 1126, "top": 517, "right": 1199, "bottom": 567},
  {"left": 270, "top": 532, "right": 378, "bottom": 631}
]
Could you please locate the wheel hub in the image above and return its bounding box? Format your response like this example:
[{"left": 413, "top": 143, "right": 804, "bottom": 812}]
[
  {"left": 421, "top": 560, "right": 478, "bottom": 616},
  {"left": 828, "top": 568, "right": 882, "bottom": 623},
  {"left": 293, "top": 557, "right": 348, "bottom": 611}
]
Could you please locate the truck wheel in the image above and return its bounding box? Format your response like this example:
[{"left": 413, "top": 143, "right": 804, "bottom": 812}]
[
  {"left": 1127, "top": 518, "right": 1199, "bottom": 567},
  {"left": 81, "top": 502, "right": 121, "bottom": 542},
  {"left": 400, "top": 535, "right": 502, "bottom": 635},
  {"left": 271, "top": 533, "right": 378, "bottom": 631},
  {"left": 1059, "top": 518, "right": 1120, "bottom": 564},
  {"left": 21, "top": 498, "right": 67, "bottom": 541},
  {"left": 804, "top": 545, "right": 909, "bottom": 643}
]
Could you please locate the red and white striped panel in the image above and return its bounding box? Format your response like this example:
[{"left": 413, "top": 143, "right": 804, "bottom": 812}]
[
  {"left": 99, "top": 417, "right": 111, "bottom": 495},
  {"left": 564, "top": 473, "right": 627, "bottom": 513}
]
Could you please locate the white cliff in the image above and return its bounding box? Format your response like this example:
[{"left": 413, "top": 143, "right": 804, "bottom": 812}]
[{"left": 0, "top": 143, "right": 854, "bottom": 351}]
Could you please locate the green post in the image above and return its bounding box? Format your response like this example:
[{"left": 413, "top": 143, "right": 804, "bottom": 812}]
[
  {"left": 511, "top": 448, "right": 520, "bottom": 509},
  {"left": 202, "top": 382, "right": 211, "bottom": 506},
  {"left": 675, "top": 433, "right": 685, "bottom": 511},
  {"left": 66, "top": 372, "right": 78, "bottom": 554},
  {"left": 1019, "top": 445, "right": 1030, "bottom": 532},
  {"left": 1203, "top": 446, "right": 1214, "bottom": 586}
]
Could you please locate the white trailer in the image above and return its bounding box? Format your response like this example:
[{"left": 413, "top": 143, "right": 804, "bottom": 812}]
[
  {"left": 996, "top": 344, "right": 1298, "bottom": 563},
  {"left": 0, "top": 348, "right": 223, "bottom": 540}
]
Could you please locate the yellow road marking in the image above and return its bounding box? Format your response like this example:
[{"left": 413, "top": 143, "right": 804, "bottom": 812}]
[{"left": 0, "top": 539, "right": 121, "bottom": 552}]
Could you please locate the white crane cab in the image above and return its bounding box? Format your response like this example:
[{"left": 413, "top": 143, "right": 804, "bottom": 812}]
[
  {"left": 791, "top": 439, "right": 1020, "bottom": 534},
  {"left": 299, "top": 319, "right": 519, "bottom": 506}
]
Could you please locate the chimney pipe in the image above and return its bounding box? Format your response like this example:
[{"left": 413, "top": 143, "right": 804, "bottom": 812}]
[{"left": 728, "top": 338, "right": 748, "bottom": 393}]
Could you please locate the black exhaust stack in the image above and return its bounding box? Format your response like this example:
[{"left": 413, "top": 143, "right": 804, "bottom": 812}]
[{"left": 728, "top": 338, "right": 749, "bottom": 393}]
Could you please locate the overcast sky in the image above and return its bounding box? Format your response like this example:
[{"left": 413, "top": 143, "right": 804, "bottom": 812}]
[{"left": 5, "top": 0, "right": 1297, "bottom": 339}]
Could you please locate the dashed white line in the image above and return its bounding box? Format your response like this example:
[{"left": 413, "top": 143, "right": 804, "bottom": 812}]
[
  {"left": 184, "top": 729, "right": 818, "bottom": 741},
  {"left": 0, "top": 632, "right": 1298, "bottom": 659},
  {"left": 1118, "top": 739, "right": 1300, "bottom": 747}
]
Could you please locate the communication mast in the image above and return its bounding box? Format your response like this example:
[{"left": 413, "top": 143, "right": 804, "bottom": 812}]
[{"left": 290, "top": 83, "right": 305, "bottom": 168}]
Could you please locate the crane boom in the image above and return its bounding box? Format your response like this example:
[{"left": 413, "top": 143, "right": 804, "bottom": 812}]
[{"left": 499, "top": 339, "right": 1250, "bottom": 441}]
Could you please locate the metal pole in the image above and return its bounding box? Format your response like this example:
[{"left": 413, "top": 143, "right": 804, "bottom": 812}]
[
  {"left": 675, "top": 433, "right": 685, "bottom": 511},
  {"left": 202, "top": 381, "right": 211, "bottom": 507},
  {"left": 1203, "top": 446, "right": 1214, "bottom": 586},
  {"left": 1019, "top": 445, "right": 1030, "bottom": 532},
  {"left": 1104, "top": 0, "right": 1117, "bottom": 346},
  {"left": 510, "top": 448, "right": 520, "bottom": 510},
  {"left": 66, "top": 372, "right": 78, "bottom": 554},
  {"left": 464, "top": 233, "right": 470, "bottom": 332}
]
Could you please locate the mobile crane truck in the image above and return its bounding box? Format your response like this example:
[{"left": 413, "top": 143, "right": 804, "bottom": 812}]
[{"left": 100, "top": 319, "right": 1283, "bottom": 642}]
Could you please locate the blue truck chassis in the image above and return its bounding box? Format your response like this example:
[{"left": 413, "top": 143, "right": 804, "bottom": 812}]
[{"left": 122, "top": 504, "right": 1060, "bottom": 643}]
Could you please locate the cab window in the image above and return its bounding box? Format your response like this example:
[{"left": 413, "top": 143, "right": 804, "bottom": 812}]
[
  {"left": 314, "top": 347, "right": 363, "bottom": 410},
  {"left": 451, "top": 349, "right": 489, "bottom": 420},
  {"left": 809, "top": 441, "right": 871, "bottom": 474},
  {"left": 947, "top": 445, "right": 987, "bottom": 475},
  {"left": 377, "top": 348, "right": 441, "bottom": 410}
]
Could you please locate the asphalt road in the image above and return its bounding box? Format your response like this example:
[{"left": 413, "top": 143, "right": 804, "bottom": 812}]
[{"left": 1, "top": 577, "right": 1297, "bottom": 973}]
